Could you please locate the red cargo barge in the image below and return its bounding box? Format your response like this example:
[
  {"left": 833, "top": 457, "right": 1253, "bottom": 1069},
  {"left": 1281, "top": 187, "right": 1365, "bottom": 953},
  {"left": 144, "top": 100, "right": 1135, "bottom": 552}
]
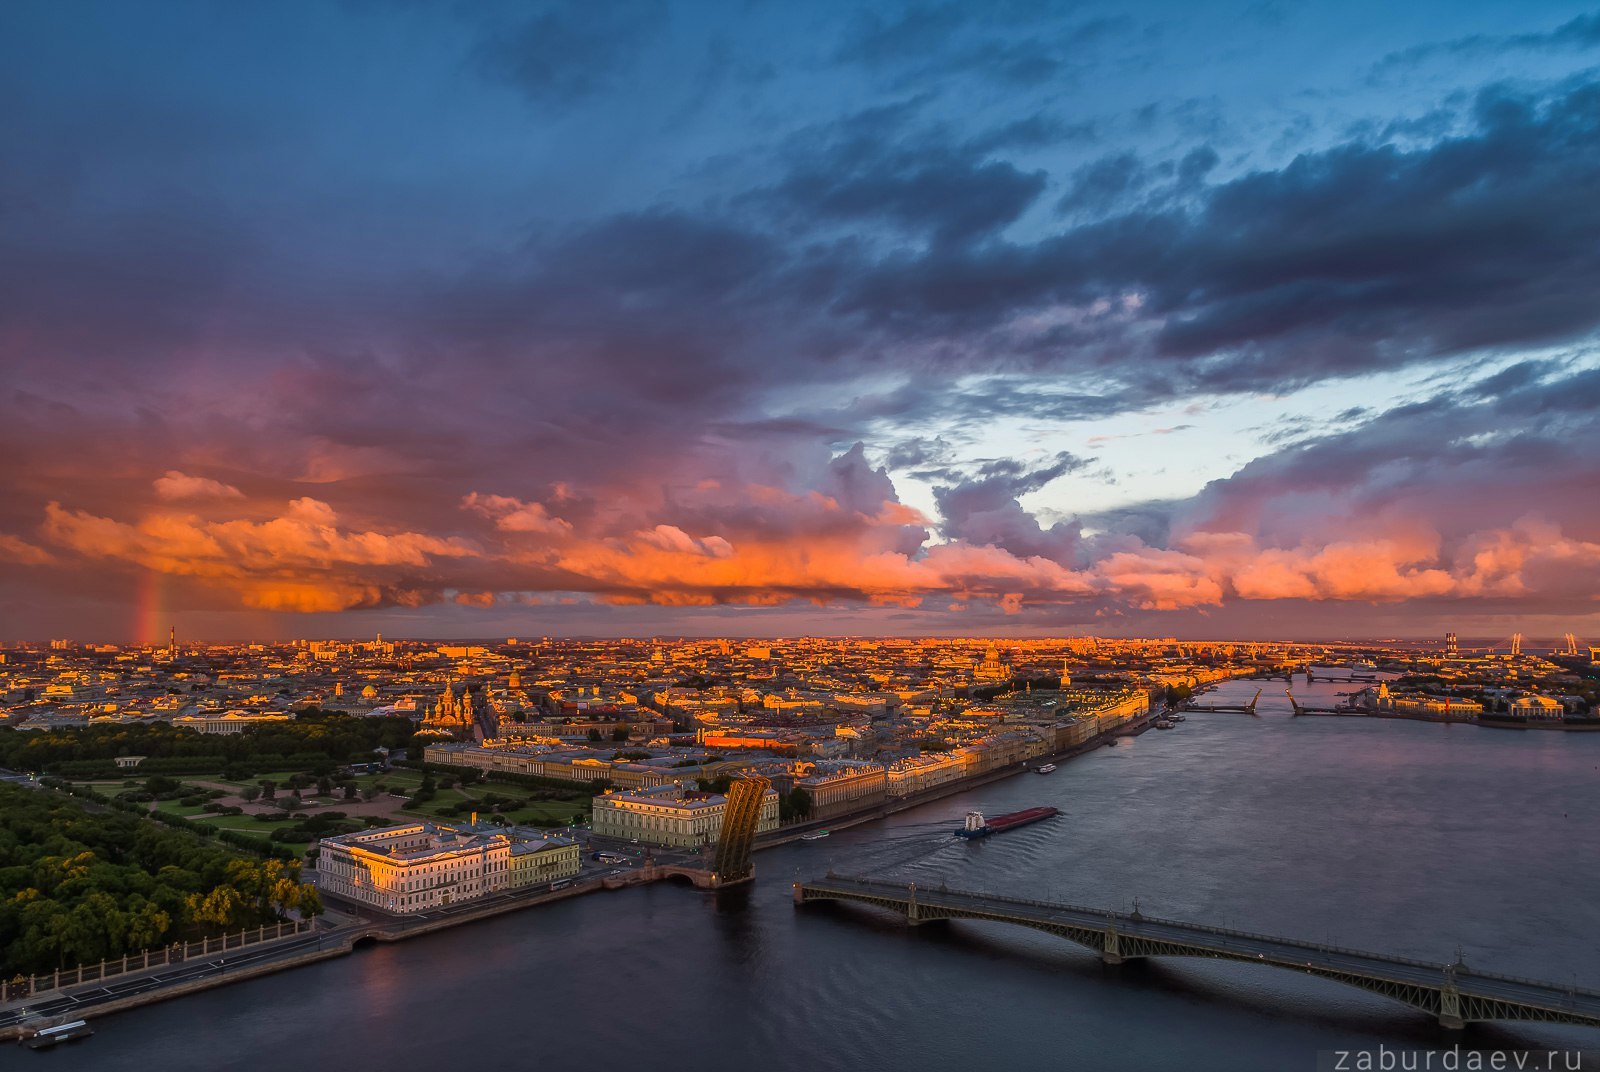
[{"left": 954, "top": 806, "right": 1059, "bottom": 838}]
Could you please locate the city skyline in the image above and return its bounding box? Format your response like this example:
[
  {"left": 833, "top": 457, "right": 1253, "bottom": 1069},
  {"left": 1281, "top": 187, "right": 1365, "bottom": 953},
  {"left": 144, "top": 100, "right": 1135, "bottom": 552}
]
[{"left": 3, "top": 1, "right": 1599, "bottom": 642}]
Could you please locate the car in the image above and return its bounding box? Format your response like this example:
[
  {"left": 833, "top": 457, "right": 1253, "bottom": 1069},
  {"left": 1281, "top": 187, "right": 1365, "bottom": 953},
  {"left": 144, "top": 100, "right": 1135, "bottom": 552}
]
[{"left": 609, "top": 869, "right": 624, "bottom": 875}]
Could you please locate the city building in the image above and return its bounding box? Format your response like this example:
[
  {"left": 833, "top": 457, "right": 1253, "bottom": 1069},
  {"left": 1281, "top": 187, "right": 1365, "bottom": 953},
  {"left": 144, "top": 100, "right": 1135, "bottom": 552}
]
[
  {"left": 316, "top": 822, "right": 511, "bottom": 913},
  {"left": 590, "top": 783, "right": 779, "bottom": 848},
  {"left": 507, "top": 833, "right": 581, "bottom": 888},
  {"left": 790, "top": 760, "right": 888, "bottom": 819},
  {"left": 1509, "top": 694, "right": 1564, "bottom": 721},
  {"left": 170, "top": 710, "right": 292, "bottom": 734}
]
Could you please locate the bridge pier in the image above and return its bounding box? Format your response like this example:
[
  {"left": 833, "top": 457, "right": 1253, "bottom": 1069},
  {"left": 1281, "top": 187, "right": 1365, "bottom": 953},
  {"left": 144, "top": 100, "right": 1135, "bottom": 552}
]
[
  {"left": 1102, "top": 927, "right": 1123, "bottom": 965},
  {"left": 1439, "top": 981, "right": 1464, "bottom": 1030},
  {"left": 907, "top": 883, "right": 924, "bottom": 926}
]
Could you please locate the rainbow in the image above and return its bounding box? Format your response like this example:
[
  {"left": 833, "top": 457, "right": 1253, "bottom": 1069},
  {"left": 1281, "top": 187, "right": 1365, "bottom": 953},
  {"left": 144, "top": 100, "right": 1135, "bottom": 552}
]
[{"left": 134, "top": 571, "right": 166, "bottom": 648}]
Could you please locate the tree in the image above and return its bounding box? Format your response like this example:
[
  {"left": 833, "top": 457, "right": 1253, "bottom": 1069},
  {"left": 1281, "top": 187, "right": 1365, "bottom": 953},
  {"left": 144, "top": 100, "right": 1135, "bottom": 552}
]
[
  {"left": 586, "top": 728, "right": 603, "bottom": 742},
  {"left": 610, "top": 727, "right": 630, "bottom": 741},
  {"left": 787, "top": 787, "right": 812, "bottom": 820},
  {"left": 316, "top": 776, "right": 333, "bottom": 797},
  {"left": 144, "top": 775, "right": 181, "bottom": 798},
  {"left": 258, "top": 780, "right": 276, "bottom": 801},
  {"left": 275, "top": 797, "right": 297, "bottom": 813},
  {"left": 341, "top": 782, "right": 358, "bottom": 801},
  {"left": 240, "top": 785, "right": 261, "bottom": 804},
  {"left": 361, "top": 786, "right": 379, "bottom": 802}
]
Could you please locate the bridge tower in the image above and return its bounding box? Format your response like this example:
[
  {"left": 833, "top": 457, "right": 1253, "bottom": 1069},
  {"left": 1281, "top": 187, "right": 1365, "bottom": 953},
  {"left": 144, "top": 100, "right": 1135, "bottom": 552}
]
[{"left": 711, "top": 775, "right": 771, "bottom": 886}]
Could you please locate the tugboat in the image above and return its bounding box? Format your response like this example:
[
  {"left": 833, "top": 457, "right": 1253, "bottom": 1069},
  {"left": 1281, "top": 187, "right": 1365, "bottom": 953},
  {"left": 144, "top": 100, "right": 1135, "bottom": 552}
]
[
  {"left": 1034, "top": 763, "right": 1057, "bottom": 774},
  {"left": 22, "top": 1020, "right": 94, "bottom": 1050}
]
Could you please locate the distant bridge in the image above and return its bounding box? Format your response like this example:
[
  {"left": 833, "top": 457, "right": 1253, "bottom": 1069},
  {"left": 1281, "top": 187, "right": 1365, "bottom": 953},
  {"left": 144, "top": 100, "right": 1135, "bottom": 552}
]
[
  {"left": 1286, "top": 690, "right": 1362, "bottom": 716},
  {"left": 794, "top": 876, "right": 1600, "bottom": 1029},
  {"left": 1183, "top": 687, "right": 1261, "bottom": 714}
]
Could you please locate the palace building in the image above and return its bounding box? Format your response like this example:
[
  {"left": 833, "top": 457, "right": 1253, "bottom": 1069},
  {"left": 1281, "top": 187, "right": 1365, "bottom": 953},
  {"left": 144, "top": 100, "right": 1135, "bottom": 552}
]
[
  {"left": 316, "top": 822, "right": 510, "bottom": 914},
  {"left": 591, "top": 782, "right": 779, "bottom": 848}
]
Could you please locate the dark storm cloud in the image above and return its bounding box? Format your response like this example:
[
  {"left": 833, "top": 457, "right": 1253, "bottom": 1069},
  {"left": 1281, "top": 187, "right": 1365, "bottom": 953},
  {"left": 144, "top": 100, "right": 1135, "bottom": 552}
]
[
  {"left": 831, "top": 77, "right": 1600, "bottom": 398},
  {"left": 4, "top": 0, "right": 1600, "bottom": 634},
  {"left": 1057, "top": 152, "right": 1147, "bottom": 215},
  {"left": 770, "top": 148, "right": 1047, "bottom": 245},
  {"left": 752, "top": 97, "right": 1053, "bottom": 246},
  {"left": 474, "top": 0, "right": 667, "bottom": 104}
]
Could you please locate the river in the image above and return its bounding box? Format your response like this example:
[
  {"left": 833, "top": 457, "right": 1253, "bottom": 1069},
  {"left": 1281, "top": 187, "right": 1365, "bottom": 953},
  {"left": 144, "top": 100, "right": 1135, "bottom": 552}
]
[{"left": 46, "top": 674, "right": 1600, "bottom": 1071}]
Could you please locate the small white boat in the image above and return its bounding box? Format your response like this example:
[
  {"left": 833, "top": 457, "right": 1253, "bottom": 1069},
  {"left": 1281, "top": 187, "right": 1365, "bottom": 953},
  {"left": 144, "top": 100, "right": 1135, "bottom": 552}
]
[
  {"left": 1034, "top": 763, "right": 1057, "bottom": 774},
  {"left": 1155, "top": 719, "right": 1174, "bottom": 729},
  {"left": 800, "top": 830, "right": 830, "bottom": 841}
]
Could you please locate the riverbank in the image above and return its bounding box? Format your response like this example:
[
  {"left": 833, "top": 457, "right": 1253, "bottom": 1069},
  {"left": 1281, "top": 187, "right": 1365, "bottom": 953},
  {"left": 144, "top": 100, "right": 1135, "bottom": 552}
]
[
  {"left": 1292, "top": 708, "right": 1600, "bottom": 731},
  {"left": 0, "top": 712, "right": 1151, "bottom": 1039},
  {"left": 759, "top": 713, "right": 1149, "bottom": 848}
]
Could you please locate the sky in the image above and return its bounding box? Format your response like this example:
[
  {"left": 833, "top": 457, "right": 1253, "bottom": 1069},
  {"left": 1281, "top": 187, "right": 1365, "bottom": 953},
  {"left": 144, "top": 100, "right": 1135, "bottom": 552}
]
[{"left": 2, "top": 0, "right": 1599, "bottom": 643}]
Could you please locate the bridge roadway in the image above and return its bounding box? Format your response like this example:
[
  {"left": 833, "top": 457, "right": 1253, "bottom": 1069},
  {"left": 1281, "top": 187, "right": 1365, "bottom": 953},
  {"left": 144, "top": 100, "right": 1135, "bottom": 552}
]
[{"left": 796, "top": 876, "right": 1600, "bottom": 1030}]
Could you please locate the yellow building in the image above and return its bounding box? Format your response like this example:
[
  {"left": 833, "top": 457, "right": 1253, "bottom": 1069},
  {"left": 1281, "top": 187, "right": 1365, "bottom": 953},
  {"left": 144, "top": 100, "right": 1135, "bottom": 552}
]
[
  {"left": 591, "top": 783, "right": 779, "bottom": 848},
  {"left": 884, "top": 753, "right": 966, "bottom": 797},
  {"left": 507, "top": 834, "right": 581, "bottom": 888}
]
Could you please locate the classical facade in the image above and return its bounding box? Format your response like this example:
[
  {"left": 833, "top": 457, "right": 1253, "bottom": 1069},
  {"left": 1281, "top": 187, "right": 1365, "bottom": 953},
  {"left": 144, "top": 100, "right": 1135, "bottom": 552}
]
[
  {"left": 884, "top": 753, "right": 967, "bottom": 797},
  {"left": 508, "top": 835, "right": 581, "bottom": 888},
  {"left": 1509, "top": 694, "right": 1564, "bottom": 721},
  {"left": 316, "top": 822, "right": 510, "bottom": 914},
  {"left": 973, "top": 645, "right": 1012, "bottom": 684},
  {"left": 591, "top": 783, "right": 779, "bottom": 848},
  {"left": 170, "top": 710, "right": 291, "bottom": 735},
  {"left": 791, "top": 760, "right": 888, "bottom": 819}
]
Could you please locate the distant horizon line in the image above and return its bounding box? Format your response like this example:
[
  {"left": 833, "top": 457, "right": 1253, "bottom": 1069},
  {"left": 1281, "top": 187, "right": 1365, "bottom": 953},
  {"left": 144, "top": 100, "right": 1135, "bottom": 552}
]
[{"left": 5, "top": 634, "right": 1563, "bottom": 648}]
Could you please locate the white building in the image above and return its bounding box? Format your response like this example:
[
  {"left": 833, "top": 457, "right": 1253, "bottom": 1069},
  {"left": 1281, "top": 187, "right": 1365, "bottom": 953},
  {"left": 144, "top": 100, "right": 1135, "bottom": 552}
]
[
  {"left": 171, "top": 710, "right": 292, "bottom": 735},
  {"left": 316, "top": 823, "right": 511, "bottom": 914},
  {"left": 1509, "top": 694, "right": 1564, "bottom": 721}
]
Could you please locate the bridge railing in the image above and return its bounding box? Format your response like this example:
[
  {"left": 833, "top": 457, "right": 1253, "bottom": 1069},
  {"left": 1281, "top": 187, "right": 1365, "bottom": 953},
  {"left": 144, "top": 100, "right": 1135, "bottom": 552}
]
[
  {"left": 0, "top": 918, "right": 315, "bottom": 1005},
  {"left": 808, "top": 878, "right": 1530, "bottom": 982}
]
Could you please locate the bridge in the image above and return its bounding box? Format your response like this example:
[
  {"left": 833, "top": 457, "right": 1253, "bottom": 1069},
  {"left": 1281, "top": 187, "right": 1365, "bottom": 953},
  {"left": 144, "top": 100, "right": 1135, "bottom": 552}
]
[
  {"left": 708, "top": 775, "right": 770, "bottom": 886},
  {"left": 1183, "top": 687, "right": 1261, "bottom": 714},
  {"left": 1286, "top": 689, "right": 1362, "bottom": 716},
  {"left": 794, "top": 876, "right": 1600, "bottom": 1030}
]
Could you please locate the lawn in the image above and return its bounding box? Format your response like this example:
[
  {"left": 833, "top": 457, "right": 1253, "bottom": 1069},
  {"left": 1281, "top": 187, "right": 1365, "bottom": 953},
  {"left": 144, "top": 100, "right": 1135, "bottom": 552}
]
[{"left": 337, "top": 769, "right": 592, "bottom": 825}]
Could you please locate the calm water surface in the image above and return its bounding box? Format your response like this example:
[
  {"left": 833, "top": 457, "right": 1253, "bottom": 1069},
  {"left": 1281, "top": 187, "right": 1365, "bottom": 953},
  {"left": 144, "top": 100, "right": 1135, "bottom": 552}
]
[{"left": 48, "top": 676, "right": 1600, "bottom": 1071}]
